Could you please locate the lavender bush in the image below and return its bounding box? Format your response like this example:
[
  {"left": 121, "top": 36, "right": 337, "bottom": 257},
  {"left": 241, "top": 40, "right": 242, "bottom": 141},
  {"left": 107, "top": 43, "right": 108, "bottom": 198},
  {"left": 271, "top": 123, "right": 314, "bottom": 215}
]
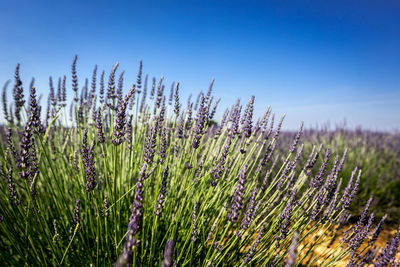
[{"left": 0, "top": 58, "right": 399, "bottom": 266}]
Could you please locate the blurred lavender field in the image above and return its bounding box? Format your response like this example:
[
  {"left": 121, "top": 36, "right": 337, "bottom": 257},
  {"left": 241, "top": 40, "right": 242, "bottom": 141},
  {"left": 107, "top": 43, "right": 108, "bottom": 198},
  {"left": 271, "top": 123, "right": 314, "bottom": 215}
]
[{"left": 276, "top": 127, "right": 400, "bottom": 223}]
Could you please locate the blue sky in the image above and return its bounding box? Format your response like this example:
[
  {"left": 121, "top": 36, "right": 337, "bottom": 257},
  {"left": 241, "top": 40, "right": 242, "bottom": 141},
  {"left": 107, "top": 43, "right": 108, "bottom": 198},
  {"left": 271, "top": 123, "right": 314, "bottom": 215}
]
[{"left": 0, "top": 0, "right": 399, "bottom": 130}]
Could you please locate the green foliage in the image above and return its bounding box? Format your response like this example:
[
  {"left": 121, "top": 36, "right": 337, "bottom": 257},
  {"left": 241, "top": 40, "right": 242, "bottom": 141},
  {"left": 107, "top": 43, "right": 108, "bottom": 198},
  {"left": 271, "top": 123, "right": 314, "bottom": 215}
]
[{"left": 0, "top": 60, "right": 399, "bottom": 266}]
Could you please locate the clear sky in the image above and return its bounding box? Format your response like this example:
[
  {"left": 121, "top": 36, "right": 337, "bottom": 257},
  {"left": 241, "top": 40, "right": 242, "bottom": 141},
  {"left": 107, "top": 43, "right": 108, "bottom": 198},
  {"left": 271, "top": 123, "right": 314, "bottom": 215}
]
[{"left": 0, "top": 0, "right": 399, "bottom": 130}]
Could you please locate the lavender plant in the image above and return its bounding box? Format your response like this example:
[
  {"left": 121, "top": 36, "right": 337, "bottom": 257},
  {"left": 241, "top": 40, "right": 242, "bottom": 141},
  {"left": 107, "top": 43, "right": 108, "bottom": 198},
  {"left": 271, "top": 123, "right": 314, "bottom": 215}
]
[{"left": 0, "top": 58, "right": 399, "bottom": 267}]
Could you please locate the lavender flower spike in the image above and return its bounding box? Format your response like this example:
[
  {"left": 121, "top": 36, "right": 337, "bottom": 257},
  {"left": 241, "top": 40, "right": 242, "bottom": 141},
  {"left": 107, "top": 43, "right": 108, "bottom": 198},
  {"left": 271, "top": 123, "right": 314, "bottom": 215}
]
[
  {"left": 81, "top": 129, "right": 97, "bottom": 192},
  {"left": 29, "top": 85, "right": 43, "bottom": 133},
  {"left": 289, "top": 121, "right": 304, "bottom": 153},
  {"left": 112, "top": 85, "right": 135, "bottom": 145},
  {"left": 162, "top": 239, "right": 175, "bottom": 267},
  {"left": 17, "top": 116, "right": 33, "bottom": 180},
  {"left": 242, "top": 95, "right": 255, "bottom": 138},
  {"left": 191, "top": 201, "right": 198, "bottom": 242},
  {"left": 192, "top": 95, "right": 208, "bottom": 149},
  {"left": 174, "top": 82, "right": 180, "bottom": 116},
  {"left": 369, "top": 214, "right": 387, "bottom": 246},
  {"left": 72, "top": 55, "right": 79, "bottom": 102},
  {"left": 96, "top": 108, "right": 105, "bottom": 144},
  {"left": 243, "top": 222, "right": 266, "bottom": 264},
  {"left": 13, "top": 64, "right": 25, "bottom": 124},
  {"left": 123, "top": 163, "right": 147, "bottom": 266},
  {"left": 72, "top": 199, "right": 81, "bottom": 233},
  {"left": 228, "top": 165, "right": 248, "bottom": 223},
  {"left": 143, "top": 118, "right": 159, "bottom": 164},
  {"left": 210, "top": 134, "right": 232, "bottom": 186},
  {"left": 154, "top": 166, "right": 169, "bottom": 216},
  {"left": 7, "top": 166, "right": 20, "bottom": 205},
  {"left": 276, "top": 188, "right": 297, "bottom": 246},
  {"left": 240, "top": 185, "right": 258, "bottom": 232},
  {"left": 340, "top": 167, "right": 358, "bottom": 210},
  {"left": 310, "top": 148, "right": 331, "bottom": 189}
]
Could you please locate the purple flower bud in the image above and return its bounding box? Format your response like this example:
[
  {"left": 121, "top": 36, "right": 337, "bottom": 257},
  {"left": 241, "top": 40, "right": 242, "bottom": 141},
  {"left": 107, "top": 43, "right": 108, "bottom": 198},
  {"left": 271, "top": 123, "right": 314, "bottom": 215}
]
[
  {"left": 144, "top": 118, "right": 159, "bottom": 164},
  {"left": 276, "top": 188, "right": 297, "bottom": 246},
  {"left": 205, "top": 78, "right": 214, "bottom": 102},
  {"left": 162, "top": 239, "right": 175, "bottom": 267},
  {"left": 192, "top": 95, "right": 208, "bottom": 149},
  {"left": 13, "top": 64, "right": 25, "bottom": 124},
  {"left": 210, "top": 134, "right": 232, "bottom": 185},
  {"left": 369, "top": 214, "right": 387, "bottom": 246},
  {"left": 340, "top": 167, "right": 358, "bottom": 210},
  {"left": 174, "top": 82, "right": 180, "bottom": 116},
  {"left": 72, "top": 55, "right": 79, "bottom": 102},
  {"left": 7, "top": 166, "right": 20, "bottom": 205},
  {"left": 72, "top": 199, "right": 81, "bottom": 233},
  {"left": 176, "top": 113, "right": 184, "bottom": 139},
  {"left": 322, "top": 155, "right": 340, "bottom": 206},
  {"left": 154, "top": 166, "right": 169, "bottom": 216},
  {"left": 154, "top": 77, "right": 164, "bottom": 114},
  {"left": 230, "top": 100, "right": 242, "bottom": 136},
  {"left": 338, "top": 148, "right": 348, "bottom": 172},
  {"left": 260, "top": 107, "right": 271, "bottom": 132},
  {"left": 213, "top": 241, "right": 223, "bottom": 251},
  {"left": 123, "top": 163, "right": 147, "bottom": 265},
  {"left": 263, "top": 113, "right": 275, "bottom": 140},
  {"left": 209, "top": 98, "right": 220, "bottom": 121},
  {"left": 289, "top": 122, "right": 303, "bottom": 153},
  {"left": 99, "top": 70, "right": 105, "bottom": 104},
  {"left": 29, "top": 140, "right": 39, "bottom": 200},
  {"left": 240, "top": 185, "right": 258, "bottom": 231},
  {"left": 167, "top": 81, "right": 175, "bottom": 106},
  {"left": 106, "top": 62, "right": 119, "bottom": 108},
  {"left": 116, "top": 70, "right": 125, "bottom": 104},
  {"left": 227, "top": 165, "right": 248, "bottom": 223},
  {"left": 81, "top": 129, "right": 97, "bottom": 192},
  {"left": 243, "top": 222, "right": 266, "bottom": 264},
  {"left": 191, "top": 201, "right": 198, "bottom": 242},
  {"left": 304, "top": 144, "right": 322, "bottom": 172},
  {"left": 136, "top": 61, "right": 143, "bottom": 94},
  {"left": 18, "top": 116, "right": 33, "bottom": 180},
  {"left": 321, "top": 178, "right": 341, "bottom": 224},
  {"left": 272, "top": 114, "right": 285, "bottom": 140},
  {"left": 242, "top": 96, "right": 255, "bottom": 138},
  {"left": 126, "top": 115, "right": 133, "bottom": 148},
  {"left": 56, "top": 77, "right": 62, "bottom": 105},
  {"left": 112, "top": 86, "right": 135, "bottom": 146},
  {"left": 150, "top": 77, "right": 156, "bottom": 100},
  {"left": 159, "top": 126, "right": 167, "bottom": 163},
  {"left": 310, "top": 148, "right": 331, "bottom": 189},
  {"left": 62, "top": 75, "right": 67, "bottom": 105},
  {"left": 354, "top": 196, "right": 373, "bottom": 234},
  {"left": 29, "top": 85, "right": 43, "bottom": 133},
  {"left": 6, "top": 128, "right": 17, "bottom": 160},
  {"left": 49, "top": 76, "right": 57, "bottom": 108}
]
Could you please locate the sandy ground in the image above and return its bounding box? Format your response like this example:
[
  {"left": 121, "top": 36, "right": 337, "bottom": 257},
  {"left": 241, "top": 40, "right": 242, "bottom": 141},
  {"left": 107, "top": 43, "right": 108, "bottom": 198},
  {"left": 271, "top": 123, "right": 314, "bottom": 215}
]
[{"left": 298, "top": 226, "right": 399, "bottom": 266}]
